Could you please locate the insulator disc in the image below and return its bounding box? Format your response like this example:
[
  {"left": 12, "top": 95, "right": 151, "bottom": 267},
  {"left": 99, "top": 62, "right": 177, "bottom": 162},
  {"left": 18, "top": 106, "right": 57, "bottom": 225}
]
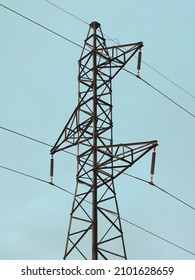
[
  {"left": 50, "top": 157, "right": 54, "bottom": 177},
  {"left": 137, "top": 50, "right": 142, "bottom": 70},
  {"left": 150, "top": 151, "right": 156, "bottom": 175}
]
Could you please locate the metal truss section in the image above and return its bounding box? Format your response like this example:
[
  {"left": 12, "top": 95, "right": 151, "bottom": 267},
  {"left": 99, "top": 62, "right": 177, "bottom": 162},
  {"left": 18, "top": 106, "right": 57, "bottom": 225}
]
[{"left": 50, "top": 21, "right": 158, "bottom": 260}]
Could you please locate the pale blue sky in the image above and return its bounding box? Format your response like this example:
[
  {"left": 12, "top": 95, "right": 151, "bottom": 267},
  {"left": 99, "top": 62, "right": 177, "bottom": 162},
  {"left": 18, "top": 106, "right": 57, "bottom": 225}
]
[{"left": 0, "top": 0, "right": 194, "bottom": 259}]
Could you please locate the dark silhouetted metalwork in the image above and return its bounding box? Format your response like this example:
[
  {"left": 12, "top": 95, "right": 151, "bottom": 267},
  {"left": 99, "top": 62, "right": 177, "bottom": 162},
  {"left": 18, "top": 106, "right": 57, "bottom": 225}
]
[{"left": 50, "top": 22, "right": 158, "bottom": 260}]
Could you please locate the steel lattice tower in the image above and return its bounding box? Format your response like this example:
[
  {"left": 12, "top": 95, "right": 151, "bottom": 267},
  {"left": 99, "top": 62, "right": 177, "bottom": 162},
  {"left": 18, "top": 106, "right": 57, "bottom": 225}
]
[{"left": 50, "top": 22, "right": 158, "bottom": 260}]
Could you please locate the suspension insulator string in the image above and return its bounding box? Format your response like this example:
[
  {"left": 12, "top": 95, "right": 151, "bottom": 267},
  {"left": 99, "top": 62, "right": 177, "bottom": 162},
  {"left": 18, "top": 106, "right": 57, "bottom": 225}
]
[
  {"left": 50, "top": 155, "right": 54, "bottom": 184},
  {"left": 137, "top": 49, "right": 142, "bottom": 77},
  {"left": 150, "top": 147, "right": 156, "bottom": 185}
]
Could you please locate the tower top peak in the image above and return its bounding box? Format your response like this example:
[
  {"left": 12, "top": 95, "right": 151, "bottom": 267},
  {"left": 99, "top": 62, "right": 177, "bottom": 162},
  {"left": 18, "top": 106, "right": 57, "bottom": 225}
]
[{"left": 90, "top": 21, "right": 100, "bottom": 29}]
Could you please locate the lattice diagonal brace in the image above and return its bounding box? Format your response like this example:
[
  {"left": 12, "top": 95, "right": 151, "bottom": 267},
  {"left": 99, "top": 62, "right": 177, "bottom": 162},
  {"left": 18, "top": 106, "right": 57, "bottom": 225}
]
[{"left": 50, "top": 22, "right": 158, "bottom": 260}]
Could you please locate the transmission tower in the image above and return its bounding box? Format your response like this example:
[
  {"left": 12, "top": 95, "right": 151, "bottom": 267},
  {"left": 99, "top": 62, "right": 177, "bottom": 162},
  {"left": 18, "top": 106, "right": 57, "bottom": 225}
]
[{"left": 50, "top": 21, "right": 158, "bottom": 260}]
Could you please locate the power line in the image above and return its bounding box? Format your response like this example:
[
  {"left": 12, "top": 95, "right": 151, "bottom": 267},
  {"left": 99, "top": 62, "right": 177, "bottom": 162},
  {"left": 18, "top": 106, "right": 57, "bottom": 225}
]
[
  {"left": 120, "top": 216, "right": 195, "bottom": 257},
  {"left": 42, "top": 0, "right": 195, "bottom": 100},
  {"left": 0, "top": 125, "right": 52, "bottom": 148},
  {"left": 122, "top": 68, "right": 195, "bottom": 119},
  {"left": 0, "top": 164, "right": 194, "bottom": 257},
  {"left": 141, "top": 60, "right": 195, "bottom": 100},
  {"left": 1, "top": 124, "right": 195, "bottom": 212},
  {"left": 122, "top": 170, "right": 195, "bottom": 211},
  {"left": 152, "top": 183, "right": 195, "bottom": 211},
  {"left": 42, "top": 0, "right": 120, "bottom": 45},
  {"left": 0, "top": 3, "right": 83, "bottom": 49},
  {"left": 42, "top": 0, "right": 88, "bottom": 25},
  {"left": 0, "top": 165, "right": 74, "bottom": 196},
  {"left": 0, "top": 125, "right": 75, "bottom": 157},
  {"left": 140, "top": 76, "right": 195, "bottom": 118},
  {"left": 1, "top": 3, "right": 194, "bottom": 118}
]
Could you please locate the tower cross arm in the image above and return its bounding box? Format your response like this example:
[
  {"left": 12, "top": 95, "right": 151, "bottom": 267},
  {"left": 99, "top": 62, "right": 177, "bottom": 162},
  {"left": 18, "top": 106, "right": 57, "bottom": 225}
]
[
  {"left": 97, "top": 140, "right": 158, "bottom": 170},
  {"left": 97, "top": 41, "right": 143, "bottom": 52},
  {"left": 50, "top": 106, "right": 93, "bottom": 155},
  {"left": 96, "top": 41, "right": 143, "bottom": 62}
]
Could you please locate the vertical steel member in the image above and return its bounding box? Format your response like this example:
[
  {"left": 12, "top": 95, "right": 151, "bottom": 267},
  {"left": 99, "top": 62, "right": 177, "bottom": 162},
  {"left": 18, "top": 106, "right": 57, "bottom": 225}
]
[{"left": 91, "top": 21, "right": 98, "bottom": 260}]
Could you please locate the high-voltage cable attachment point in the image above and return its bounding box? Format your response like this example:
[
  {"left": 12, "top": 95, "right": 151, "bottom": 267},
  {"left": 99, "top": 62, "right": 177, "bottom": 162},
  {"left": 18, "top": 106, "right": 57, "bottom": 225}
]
[
  {"left": 50, "top": 155, "right": 54, "bottom": 185},
  {"left": 137, "top": 49, "right": 142, "bottom": 77},
  {"left": 150, "top": 148, "right": 156, "bottom": 185}
]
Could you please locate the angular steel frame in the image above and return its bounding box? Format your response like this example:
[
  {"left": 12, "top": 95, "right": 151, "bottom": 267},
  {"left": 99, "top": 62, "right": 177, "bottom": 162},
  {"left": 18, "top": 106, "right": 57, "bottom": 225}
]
[{"left": 50, "top": 22, "right": 158, "bottom": 260}]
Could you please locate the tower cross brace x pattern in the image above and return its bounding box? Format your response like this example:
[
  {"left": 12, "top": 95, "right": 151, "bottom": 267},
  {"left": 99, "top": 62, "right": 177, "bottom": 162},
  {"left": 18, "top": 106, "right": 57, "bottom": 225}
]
[{"left": 50, "top": 21, "right": 158, "bottom": 260}]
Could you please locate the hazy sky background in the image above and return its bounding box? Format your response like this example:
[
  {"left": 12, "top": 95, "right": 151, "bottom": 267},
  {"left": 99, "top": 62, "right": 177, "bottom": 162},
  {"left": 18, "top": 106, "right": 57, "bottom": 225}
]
[{"left": 0, "top": 0, "right": 194, "bottom": 260}]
